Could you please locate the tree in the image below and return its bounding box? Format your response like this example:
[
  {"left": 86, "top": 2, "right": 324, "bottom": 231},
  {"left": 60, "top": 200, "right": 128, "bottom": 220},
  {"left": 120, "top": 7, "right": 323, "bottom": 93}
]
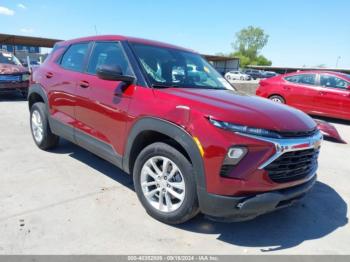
[{"left": 230, "top": 26, "right": 272, "bottom": 67}]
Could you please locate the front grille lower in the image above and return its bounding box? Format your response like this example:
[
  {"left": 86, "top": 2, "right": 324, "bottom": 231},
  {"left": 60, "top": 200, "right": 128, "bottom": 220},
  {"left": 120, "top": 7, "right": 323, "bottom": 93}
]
[
  {"left": 265, "top": 148, "right": 319, "bottom": 183},
  {"left": 220, "top": 165, "right": 234, "bottom": 178}
]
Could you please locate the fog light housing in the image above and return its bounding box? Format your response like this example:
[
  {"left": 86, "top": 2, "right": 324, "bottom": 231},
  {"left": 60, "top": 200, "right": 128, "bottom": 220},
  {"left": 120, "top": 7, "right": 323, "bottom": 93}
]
[{"left": 223, "top": 146, "right": 247, "bottom": 165}]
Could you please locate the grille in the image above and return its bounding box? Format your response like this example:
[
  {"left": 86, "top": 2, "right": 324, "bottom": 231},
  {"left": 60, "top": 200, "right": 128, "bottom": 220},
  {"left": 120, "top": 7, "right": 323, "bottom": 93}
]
[
  {"left": 278, "top": 129, "right": 318, "bottom": 138},
  {"left": 265, "top": 148, "right": 319, "bottom": 183}
]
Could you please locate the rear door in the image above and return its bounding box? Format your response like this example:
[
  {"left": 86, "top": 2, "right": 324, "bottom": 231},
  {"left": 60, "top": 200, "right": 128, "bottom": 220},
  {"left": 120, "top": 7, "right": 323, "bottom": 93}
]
[
  {"left": 282, "top": 73, "right": 318, "bottom": 112},
  {"left": 315, "top": 73, "right": 350, "bottom": 118},
  {"left": 45, "top": 42, "right": 90, "bottom": 140}
]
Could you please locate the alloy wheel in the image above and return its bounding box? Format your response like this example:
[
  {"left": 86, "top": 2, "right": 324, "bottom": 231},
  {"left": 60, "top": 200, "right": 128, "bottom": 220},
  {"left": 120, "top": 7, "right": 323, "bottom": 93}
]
[
  {"left": 140, "top": 156, "right": 185, "bottom": 213},
  {"left": 31, "top": 110, "right": 44, "bottom": 143}
]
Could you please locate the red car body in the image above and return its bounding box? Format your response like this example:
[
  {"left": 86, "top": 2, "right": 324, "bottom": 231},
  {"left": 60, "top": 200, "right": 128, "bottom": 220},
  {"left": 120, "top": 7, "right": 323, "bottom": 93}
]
[
  {"left": 28, "top": 35, "right": 322, "bottom": 222},
  {"left": 256, "top": 71, "right": 350, "bottom": 120}
]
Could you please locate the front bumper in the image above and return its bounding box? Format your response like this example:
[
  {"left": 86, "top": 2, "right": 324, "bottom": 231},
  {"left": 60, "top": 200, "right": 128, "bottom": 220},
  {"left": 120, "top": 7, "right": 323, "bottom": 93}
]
[
  {"left": 198, "top": 175, "right": 316, "bottom": 222},
  {"left": 0, "top": 81, "right": 29, "bottom": 92}
]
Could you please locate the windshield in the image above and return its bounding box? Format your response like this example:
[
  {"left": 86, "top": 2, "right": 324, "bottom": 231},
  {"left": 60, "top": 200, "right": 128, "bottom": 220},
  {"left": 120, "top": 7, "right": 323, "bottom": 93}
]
[
  {"left": 131, "top": 43, "right": 234, "bottom": 90},
  {"left": 0, "top": 52, "right": 22, "bottom": 66}
]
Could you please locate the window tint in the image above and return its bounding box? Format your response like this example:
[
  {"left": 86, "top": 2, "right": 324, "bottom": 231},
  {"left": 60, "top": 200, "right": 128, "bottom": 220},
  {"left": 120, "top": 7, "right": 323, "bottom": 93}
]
[
  {"left": 60, "top": 43, "right": 89, "bottom": 72},
  {"left": 87, "top": 42, "right": 132, "bottom": 75},
  {"left": 320, "top": 75, "right": 349, "bottom": 89},
  {"left": 285, "top": 74, "right": 316, "bottom": 85}
]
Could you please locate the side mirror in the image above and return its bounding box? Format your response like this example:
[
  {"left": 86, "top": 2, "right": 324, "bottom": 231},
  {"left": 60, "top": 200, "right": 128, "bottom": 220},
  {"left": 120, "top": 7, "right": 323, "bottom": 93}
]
[{"left": 97, "top": 64, "right": 135, "bottom": 85}]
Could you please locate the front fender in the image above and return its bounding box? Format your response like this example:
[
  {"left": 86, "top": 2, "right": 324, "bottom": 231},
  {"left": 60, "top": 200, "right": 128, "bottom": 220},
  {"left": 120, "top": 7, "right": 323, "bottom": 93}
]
[{"left": 123, "top": 117, "right": 206, "bottom": 190}]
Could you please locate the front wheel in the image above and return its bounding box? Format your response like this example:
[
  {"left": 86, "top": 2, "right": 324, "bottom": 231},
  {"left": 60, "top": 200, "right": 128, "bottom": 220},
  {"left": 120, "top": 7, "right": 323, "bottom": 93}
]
[{"left": 133, "top": 142, "right": 199, "bottom": 224}]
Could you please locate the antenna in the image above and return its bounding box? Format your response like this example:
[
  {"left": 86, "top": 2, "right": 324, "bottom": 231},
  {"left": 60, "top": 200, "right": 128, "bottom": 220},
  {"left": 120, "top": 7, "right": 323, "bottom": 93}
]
[{"left": 94, "top": 25, "right": 98, "bottom": 35}]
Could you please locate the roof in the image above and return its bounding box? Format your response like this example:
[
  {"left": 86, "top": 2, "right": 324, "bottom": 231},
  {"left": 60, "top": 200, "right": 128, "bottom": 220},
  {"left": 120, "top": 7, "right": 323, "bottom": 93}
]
[
  {"left": 59, "top": 35, "right": 195, "bottom": 52},
  {"left": 280, "top": 70, "right": 350, "bottom": 79},
  {"left": 202, "top": 54, "right": 239, "bottom": 61},
  {"left": 248, "top": 65, "right": 350, "bottom": 74},
  {"left": 0, "top": 33, "right": 61, "bottom": 48}
]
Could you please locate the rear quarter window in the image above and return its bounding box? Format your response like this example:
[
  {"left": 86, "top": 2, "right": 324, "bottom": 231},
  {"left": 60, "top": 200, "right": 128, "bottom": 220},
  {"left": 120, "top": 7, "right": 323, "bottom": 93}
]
[
  {"left": 284, "top": 74, "right": 316, "bottom": 85},
  {"left": 60, "top": 43, "right": 90, "bottom": 72}
]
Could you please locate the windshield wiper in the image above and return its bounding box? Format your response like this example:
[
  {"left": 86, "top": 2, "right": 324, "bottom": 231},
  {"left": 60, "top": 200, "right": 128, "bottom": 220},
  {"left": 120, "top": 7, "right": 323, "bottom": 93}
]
[{"left": 151, "top": 84, "right": 179, "bottom": 89}]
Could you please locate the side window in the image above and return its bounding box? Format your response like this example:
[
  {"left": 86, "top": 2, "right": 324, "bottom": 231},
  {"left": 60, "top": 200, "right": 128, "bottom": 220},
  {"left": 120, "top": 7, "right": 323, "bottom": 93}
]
[
  {"left": 60, "top": 43, "right": 89, "bottom": 72},
  {"left": 320, "top": 75, "right": 349, "bottom": 89},
  {"left": 285, "top": 74, "right": 316, "bottom": 85},
  {"left": 87, "top": 42, "right": 132, "bottom": 75}
]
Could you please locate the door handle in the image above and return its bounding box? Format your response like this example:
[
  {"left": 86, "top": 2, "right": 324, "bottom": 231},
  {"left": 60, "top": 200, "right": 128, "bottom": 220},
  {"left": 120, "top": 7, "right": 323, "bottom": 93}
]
[
  {"left": 319, "top": 91, "right": 326, "bottom": 95},
  {"left": 79, "top": 81, "right": 89, "bottom": 88},
  {"left": 46, "top": 72, "right": 53, "bottom": 79}
]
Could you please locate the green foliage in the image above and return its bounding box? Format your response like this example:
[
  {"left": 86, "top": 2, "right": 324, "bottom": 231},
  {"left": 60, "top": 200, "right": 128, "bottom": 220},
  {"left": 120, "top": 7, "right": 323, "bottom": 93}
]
[{"left": 231, "top": 26, "right": 271, "bottom": 67}]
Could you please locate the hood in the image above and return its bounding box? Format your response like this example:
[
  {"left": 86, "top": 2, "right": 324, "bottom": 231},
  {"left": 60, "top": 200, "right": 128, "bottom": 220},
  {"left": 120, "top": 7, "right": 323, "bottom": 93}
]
[
  {"left": 157, "top": 88, "right": 316, "bottom": 132},
  {"left": 0, "top": 63, "right": 27, "bottom": 74}
]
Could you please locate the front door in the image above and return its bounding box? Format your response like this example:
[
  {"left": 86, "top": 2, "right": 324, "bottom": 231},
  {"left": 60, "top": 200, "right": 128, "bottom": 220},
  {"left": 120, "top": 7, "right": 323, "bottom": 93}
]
[
  {"left": 314, "top": 73, "right": 350, "bottom": 118},
  {"left": 75, "top": 41, "right": 136, "bottom": 161}
]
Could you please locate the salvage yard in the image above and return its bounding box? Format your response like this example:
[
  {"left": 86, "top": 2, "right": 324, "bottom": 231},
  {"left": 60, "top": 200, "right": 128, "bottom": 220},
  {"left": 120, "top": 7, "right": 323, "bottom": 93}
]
[{"left": 0, "top": 93, "right": 349, "bottom": 254}]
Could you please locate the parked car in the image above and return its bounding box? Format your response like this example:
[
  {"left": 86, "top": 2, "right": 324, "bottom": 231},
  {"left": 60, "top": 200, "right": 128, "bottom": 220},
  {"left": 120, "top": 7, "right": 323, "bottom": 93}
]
[
  {"left": 256, "top": 71, "right": 350, "bottom": 121},
  {"left": 28, "top": 35, "right": 322, "bottom": 224},
  {"left": 22, "top": 59, "right": 41, "bottom": 68},
  {"left": 0, "top": 51, "right": 30, "bottom": 97},
  {"left": 263, "top": 71, "right": 278, "bottom": 78},
  {"left": 244, "top": 69, "right": 267, "bottom": 79},
  {"left": 225, "top": 70, "right": 251, "bottom": 81}
]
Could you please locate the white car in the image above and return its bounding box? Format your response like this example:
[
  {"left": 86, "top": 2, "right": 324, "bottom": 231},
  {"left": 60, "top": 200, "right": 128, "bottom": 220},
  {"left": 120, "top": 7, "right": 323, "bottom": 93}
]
[{"left": 225, "top": 71, "right": 251, "bottom": 81}]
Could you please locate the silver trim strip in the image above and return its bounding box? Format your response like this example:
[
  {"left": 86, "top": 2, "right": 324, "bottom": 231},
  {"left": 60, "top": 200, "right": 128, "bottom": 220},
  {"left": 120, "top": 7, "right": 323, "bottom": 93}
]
[{"left": 238, "top": 131, "right": 323, "bottom": 169}]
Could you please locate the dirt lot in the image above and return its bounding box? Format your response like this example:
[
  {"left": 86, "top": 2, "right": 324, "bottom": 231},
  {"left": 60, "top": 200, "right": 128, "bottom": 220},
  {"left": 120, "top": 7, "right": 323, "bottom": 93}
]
[{"left": 0, "top": 93, "right": 349, "bottom": 254}]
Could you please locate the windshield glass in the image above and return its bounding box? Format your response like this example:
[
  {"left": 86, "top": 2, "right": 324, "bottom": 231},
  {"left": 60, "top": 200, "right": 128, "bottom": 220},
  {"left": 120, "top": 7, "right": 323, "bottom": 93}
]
[
  {"left": 0, "top": 52, "right": 22, "bottom": 66},
  {"left": 131, "top": 43, "right": 234, "bottom": 90}
]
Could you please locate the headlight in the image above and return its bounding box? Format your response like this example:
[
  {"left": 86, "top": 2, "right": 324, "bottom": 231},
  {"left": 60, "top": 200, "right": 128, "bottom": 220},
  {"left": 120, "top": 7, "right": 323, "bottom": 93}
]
[
  {"left": 208, "top": 117, "right": 282, "bottom": 139},
  {"left": 22, "top": 74, "right": 30, "bottom": 81}
]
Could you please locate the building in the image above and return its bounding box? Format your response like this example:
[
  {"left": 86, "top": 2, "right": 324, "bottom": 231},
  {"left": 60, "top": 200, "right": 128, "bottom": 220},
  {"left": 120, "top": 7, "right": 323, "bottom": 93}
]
[
  {"left": 204, "top": 55, "right": 240, "bottom": 75},
  {"left": 1, "top": 44, "right": 40, "bottom": 54},
  {"left": 0, "top": 33, "right": 60, "bottom": 64}
]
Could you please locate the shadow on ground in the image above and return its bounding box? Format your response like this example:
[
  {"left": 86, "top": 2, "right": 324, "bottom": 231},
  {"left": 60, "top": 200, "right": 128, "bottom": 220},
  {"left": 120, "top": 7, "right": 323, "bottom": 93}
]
[{"left": 51, "top": 140, "right": 348, "bottom": 252}]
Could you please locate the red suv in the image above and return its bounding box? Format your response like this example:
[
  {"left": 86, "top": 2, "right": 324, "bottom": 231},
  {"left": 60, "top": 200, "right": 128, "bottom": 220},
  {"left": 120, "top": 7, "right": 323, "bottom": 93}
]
[
  {"left": 256, "top": 71, "right": 350, "bottom": 121},
  {"left": 28, "top": 35, "right": 322, "bottom": 224}
]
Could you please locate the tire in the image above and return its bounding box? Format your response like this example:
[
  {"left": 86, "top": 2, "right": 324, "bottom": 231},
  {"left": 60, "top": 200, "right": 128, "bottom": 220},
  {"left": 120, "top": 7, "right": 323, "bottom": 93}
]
[
  {"left": 133, "top": 142, "right": 199, "bottom": 224},
  {"left": 269, "top": 95, "right": 285, "bottom": 104},
  {"left": 30, "top": 102, "right": 59, "bottom": 150},
  {"left": 226, "top": 75, "right": 231, "bottom": 80}
]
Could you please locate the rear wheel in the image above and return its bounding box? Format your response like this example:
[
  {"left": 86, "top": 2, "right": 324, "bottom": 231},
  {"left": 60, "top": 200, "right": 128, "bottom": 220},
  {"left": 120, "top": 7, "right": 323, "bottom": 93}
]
[
  {"left": 133, "top": 142, "right": 199, "bottom": 224},
  {"left": 269, "top": 95, "right": 285, "bottom": 104},
  {"left": 30, "top": 102, "right": 59, "bottom": 150}
]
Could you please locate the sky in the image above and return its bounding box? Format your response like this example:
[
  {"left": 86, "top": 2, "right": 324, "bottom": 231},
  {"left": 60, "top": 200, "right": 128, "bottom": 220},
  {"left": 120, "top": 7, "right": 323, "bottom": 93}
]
[{"left": 0, "top": 0, "right": 349, "bottom": 68}]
